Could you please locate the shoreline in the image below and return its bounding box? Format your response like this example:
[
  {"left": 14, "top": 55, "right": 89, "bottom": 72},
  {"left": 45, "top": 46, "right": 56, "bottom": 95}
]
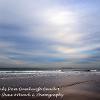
[{"left": 0, "top": 71, "right": 100, "bottom": 100}]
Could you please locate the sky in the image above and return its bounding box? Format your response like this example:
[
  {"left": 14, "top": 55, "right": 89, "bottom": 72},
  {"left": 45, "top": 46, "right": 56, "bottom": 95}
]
[{"left": 0, "top": 0, "right": 100, "bottom": 68}]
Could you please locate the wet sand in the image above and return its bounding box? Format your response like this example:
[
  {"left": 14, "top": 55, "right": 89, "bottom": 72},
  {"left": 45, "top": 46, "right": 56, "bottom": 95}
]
[{"left": 0, "top": 71, "right": 100, "bottom": 100}]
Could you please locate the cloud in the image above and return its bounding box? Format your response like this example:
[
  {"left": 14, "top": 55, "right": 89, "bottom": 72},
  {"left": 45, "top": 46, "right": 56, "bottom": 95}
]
[{"left": 0, "top": 0, "right": 100, "bottom": 68}]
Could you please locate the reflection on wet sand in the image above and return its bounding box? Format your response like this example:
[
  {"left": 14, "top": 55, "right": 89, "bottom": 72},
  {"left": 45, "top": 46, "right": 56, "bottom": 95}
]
[{"left": 0, "top": 71, "right": 100, "bottom": 100}]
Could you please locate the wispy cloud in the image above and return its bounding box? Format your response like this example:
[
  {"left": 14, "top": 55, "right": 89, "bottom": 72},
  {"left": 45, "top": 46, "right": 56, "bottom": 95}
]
[{"left": 0, "top": 0, "right": 100, "bottom": 68}]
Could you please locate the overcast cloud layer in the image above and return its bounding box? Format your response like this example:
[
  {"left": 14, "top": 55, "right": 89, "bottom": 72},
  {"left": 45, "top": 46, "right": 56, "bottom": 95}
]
[{"left": 0, "top": 0, "right": 100, "bottom": 68}]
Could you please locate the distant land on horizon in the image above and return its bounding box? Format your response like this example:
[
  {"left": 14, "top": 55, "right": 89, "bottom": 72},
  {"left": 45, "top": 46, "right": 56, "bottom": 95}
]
[{"left": 0, "top": 67, "right": 100, "bottom": 71}]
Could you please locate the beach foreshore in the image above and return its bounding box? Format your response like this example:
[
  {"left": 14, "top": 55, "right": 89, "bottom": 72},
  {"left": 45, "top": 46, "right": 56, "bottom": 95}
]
[{"left": 0, "top": 71, "right": 100, "bottom": 100}]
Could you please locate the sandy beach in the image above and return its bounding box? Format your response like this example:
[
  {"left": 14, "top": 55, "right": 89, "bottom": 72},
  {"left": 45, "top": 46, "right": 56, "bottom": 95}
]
[{"left": 0, "top": 71, "right": 100, "bottom": 100}]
